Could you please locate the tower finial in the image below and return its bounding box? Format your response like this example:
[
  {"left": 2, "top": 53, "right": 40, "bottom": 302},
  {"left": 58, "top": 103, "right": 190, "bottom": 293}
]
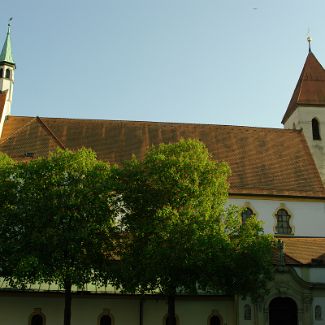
[
  {"left": 307, "top": 29, "right": 312, "bottom": 53},
  {"left": 0, "top": 18, "right": 15, "bottom": 66},
  {"left": 7, "top": 17, "right": 13, "bottom": 33}
]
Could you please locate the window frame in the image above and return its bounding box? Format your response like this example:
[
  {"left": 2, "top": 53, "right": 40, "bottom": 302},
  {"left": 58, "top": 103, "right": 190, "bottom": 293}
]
[
  {"left": 241, "top": 203, "right": 257, "bottom": 224},
  {"left": 241, "top": 207, "right": 254, "bottom": 224},
  {"left": 97, "top": 309, "right": 114, "bottom": 325},
  {"left": 312, "top": 118, "right": 321, "bottom": 140},
  {"left": 244, "top": 304, "right": 252, "bottom": 320},
  {"left": 5, "top": 68, "right": 11, "bottom": 79},
  {"left": 315, "top": 305, "right": 322, "bottom": 321},
  {"left": 207, "top": 310, "right": 223, "bottom": 325},
  {"left": 273, "top": 206, "right": 294, "bottom": 235},
  {"left": 28, "top": 309, "right": 46, "bottom": 325}
]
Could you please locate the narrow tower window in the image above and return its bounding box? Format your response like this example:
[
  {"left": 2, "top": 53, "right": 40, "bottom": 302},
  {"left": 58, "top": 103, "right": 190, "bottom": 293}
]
[
  {"left": 0, "top": 68, "right": 3, "bottom": 78},
  {"left": 5, "top": 68, "right": 10, "bottom": 79},
  {"left": 312, "top": 118, "right": 321, "bottom": 140}
]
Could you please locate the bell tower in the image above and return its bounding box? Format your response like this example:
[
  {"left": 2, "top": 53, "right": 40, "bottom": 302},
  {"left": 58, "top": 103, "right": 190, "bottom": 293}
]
[
  {"left": 0, "top": 19, "right": 16, "bottom": 137},
  {"left": 282, "top": 38, "right": 325, "bottom": 183}
]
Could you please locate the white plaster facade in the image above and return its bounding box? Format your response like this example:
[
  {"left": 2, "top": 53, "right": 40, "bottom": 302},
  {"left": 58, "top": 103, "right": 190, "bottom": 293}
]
[
  {"left": 0, "top": 271, "right": 324, "bottom": 325},
  {"left": 0, "top": 294, "right": 235, "bottom": 325},
  {"left": 284, "top": 106, "right": 325, "bottom": 183},
  {"left": 230, "top": 197, "right": 325, "bottom": 236},
  {"left": 0, "top": 63, "right": 14, "bottom": 137}
]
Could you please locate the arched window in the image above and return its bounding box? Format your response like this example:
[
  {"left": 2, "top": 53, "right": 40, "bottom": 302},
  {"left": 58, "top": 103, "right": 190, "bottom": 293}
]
[
  {"left": 275, "top": 208, "right": 292, "bottom": 235},
  {"left": 210, "top": 315, "right": 221, "bottom": 325},
  {"left": 30, "top": 314, "right": 45, "bottom": 325},
  {"left": 244, "top": 304, "right": 252, "bottom": 320},
  {"left": 165, "top": 316, "right": 177, "bottom": 325},
  {"left": 0, "top": 68, "right": 3, "bottom": 78},
  {"left": 241, "top": 207, "right": 254, "bottom": 223},
  {"left": 312, "top": 118, "right": 321, "bottom": 140},
  {"left": 5, "top": 68, "right": 10, "bottom": 79},
  {"left": 100, "top": 315, "right": 112, "bottom": 325},
  {"left": 315, "top": 305, "right": 322, "bottom": 320}
]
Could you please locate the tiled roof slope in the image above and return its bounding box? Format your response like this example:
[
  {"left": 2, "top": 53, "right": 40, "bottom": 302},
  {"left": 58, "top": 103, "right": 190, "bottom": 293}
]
[
  {"left": 0, "top": 117, "right": 64, "bottom": 160},
  {"left": 272, "top": 247, "right": 302, "bottom": 266},
  {"left": 1, "top": 115, "right": 325, "bottom": 198},
  {"left": 282, "top": 52, "right": 325, "bottom": 124},
  {"left": 279, "top": 237, "right": 325, "bottom": 265}
]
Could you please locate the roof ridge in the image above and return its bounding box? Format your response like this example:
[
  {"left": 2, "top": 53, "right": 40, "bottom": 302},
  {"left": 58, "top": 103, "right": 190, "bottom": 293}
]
[
  {"left": 279, "top": 236, "right": 325, "bottom": 239},
  {"left": 9, "top": 115, "right": 297, "bottom": 132},
  {"left": 36, "top": 116, "right": 66, "bottom": 149}
]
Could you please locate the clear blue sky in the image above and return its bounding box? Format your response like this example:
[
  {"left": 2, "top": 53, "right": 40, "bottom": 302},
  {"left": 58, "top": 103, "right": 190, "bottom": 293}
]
[{"left": 1, "top": 0, "right": 325, "bottom": 128}]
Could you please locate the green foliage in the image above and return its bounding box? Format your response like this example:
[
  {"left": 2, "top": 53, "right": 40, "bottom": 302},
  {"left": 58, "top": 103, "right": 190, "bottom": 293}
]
[
  {"left": 113, "top": 139, "right": 227, "bottom": 293},
  {"left": 0, "top": 153, "right": 18, "bottom": 276},
  {"left": 0, "top": 152, "right": 14, "bottom": 167},
  {"left": 113, "top": 139, "right": 274, "bottom": 301},
  {"left": 0, "top": 140, "right": 275, "bottom": 324},
  {"left": 0, "top": 148, "right": 119, "bottom": 288},
  {"left": 199, "top": 209, "right": 275, "bottom": 301}
]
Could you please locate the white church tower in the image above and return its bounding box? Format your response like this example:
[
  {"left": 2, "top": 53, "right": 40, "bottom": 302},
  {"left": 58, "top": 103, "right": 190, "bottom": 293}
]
[
  {"left": 0, "top": 19, "right": 15, "bottom": 137},
  {"left": 282, "top": 38, "right": 325, "bottom": 183}
]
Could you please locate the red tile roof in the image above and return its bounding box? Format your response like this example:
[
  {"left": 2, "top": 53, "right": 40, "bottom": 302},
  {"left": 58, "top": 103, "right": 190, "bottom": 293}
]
[
  {"left": 1, "top": 115, "right": 325, "bottom": 198},
  {"left": 282, "top": 52, "right": 325, "bottom": 124},
  {"left": 279, "top": 237, "right": 325, "bottom": 265}
]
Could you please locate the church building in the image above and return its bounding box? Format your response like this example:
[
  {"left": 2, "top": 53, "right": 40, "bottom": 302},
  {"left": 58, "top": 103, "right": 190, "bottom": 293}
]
[{"left": 1, "top": 24, "right": 325, "bottom": 325}]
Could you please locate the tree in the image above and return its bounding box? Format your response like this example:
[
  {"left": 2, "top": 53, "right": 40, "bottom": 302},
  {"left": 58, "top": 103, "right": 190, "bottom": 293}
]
[
  {"left": 0, "top": 149, "right": 120, "bottom": 325},
  {"left": 0, "top": 152, "right": 18, "bottom": 277},
  {"left": 112, "top": 139, "right": 274, "bottom": 325}
]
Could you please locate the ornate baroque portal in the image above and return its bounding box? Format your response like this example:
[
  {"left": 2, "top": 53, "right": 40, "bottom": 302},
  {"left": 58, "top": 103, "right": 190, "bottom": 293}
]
[{"left": 269, "top": 297, "right": 297, "bottom": 325}]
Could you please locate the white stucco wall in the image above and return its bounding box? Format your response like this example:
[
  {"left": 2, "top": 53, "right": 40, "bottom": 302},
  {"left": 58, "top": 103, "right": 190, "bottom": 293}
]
[
  {"left": 284, "top": 106, "right": 325, "bottom": 183},
  {"left": 310, "top": 268, "right": 325, "bottom": 283},
  {"left": 230, "top": 197, "right": 325, "bottom": 236},
  {"left": 0, "top": 294, "right": 235, "bottom": 325},
  {"left": 0, "top": 65, "right": 14, "bottom": 137},
  {"left": 294, "top": 267, "right": 325, "bottom": 284}
]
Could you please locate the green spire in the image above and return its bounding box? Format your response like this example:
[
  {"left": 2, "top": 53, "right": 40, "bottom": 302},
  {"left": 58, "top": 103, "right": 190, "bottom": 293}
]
[{"left": 0, "top": 20, "right": 15, "bottom": 67}]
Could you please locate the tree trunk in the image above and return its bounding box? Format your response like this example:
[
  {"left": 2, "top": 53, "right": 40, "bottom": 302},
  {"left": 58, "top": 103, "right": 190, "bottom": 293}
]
[
  {"left": 167, "top": 294, "right": 176, "bottom": 325},
  {"left": 139, "top": 297, "right": 144, "bottom": 325},
  {"left": 64, "top": 279, "right": 72, "bottom": 325}
]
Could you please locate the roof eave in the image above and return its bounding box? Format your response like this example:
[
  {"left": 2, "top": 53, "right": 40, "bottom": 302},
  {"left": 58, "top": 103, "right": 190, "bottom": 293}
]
[{"left": 0, "top": 60, "right": 15, "bottom": 68}]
